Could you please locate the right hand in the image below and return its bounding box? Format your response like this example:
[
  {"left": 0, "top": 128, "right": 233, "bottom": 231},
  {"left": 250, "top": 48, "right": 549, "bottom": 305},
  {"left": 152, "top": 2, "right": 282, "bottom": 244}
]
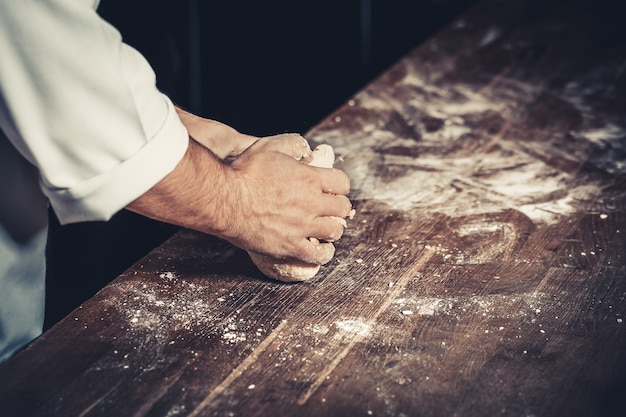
[{"left": 218, "top": 134, "right": 352, "bottom": 264}]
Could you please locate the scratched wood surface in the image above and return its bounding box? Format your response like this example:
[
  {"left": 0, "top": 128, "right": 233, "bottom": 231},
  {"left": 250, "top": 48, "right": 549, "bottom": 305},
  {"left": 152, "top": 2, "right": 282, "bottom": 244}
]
[{"left": 1, "top": 0, "right": 626, "bottom": 416}]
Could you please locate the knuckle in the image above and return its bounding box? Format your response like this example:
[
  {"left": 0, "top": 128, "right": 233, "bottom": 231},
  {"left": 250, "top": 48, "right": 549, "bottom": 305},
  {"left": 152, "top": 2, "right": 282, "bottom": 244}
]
[{"left": 332, "top": 169, "right": 351, "bottom": 193}]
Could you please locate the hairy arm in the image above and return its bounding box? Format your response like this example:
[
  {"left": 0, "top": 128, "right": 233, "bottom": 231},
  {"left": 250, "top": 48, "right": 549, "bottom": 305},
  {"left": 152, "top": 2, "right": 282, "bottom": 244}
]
[{"left": 126, "top": 134, "right": 352, "bottom": 264}]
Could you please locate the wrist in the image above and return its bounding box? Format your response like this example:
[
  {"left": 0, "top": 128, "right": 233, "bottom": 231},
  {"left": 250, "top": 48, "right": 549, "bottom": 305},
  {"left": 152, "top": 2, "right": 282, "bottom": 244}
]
[{"left": 126, "top": 139, "right": 234, "bottom": 238}]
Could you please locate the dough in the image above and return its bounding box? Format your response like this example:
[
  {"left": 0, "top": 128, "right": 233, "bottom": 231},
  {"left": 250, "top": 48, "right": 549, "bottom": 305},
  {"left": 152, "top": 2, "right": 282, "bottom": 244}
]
[{"left": 249, "top": 144, "right": 341, "bottom": 282}]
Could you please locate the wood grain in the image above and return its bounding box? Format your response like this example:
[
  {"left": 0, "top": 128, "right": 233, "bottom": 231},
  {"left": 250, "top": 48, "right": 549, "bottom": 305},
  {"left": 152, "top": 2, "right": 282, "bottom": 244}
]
[{"left": 1, "top": 1, "right": 625, "bottom": 416}]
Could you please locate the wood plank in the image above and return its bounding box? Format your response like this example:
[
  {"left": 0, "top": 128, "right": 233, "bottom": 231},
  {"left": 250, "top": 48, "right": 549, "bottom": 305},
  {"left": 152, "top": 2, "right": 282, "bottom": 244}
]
[{"left": 1, "top": 0, "right": 626, "bottom": 416}]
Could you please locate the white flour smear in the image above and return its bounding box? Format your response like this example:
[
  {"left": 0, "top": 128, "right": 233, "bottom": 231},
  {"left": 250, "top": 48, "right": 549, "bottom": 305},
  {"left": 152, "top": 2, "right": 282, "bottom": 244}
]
[
  {"left": 312, "top": 64, "right": 616, "bottom": 226},
  {"left": 334, "top": 318, "right": 372, "bottom": 339},
  {"left": 393, "top": 292, "right": 548, "bottom": 320}
]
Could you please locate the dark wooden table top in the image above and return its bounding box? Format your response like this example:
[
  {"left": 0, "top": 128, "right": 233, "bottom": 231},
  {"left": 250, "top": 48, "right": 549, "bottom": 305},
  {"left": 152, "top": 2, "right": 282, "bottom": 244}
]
[{"left": 2, "top": 0, "right": 625, "bottom": 416}]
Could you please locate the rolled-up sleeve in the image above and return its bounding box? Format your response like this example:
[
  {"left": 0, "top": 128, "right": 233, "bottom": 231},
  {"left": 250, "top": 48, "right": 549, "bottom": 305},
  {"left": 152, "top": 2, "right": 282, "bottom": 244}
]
[{"left": 0, "top": 0, "right": 189, "bottom": 223}]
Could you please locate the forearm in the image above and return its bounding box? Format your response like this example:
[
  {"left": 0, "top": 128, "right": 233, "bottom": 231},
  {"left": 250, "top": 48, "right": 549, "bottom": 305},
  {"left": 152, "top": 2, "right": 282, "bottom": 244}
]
[
  {"left": 126, "top": 133, "right": 352, "bottom": 264},
  {"left": 126, "top": 138, "right": 233, "bottom": 237}
]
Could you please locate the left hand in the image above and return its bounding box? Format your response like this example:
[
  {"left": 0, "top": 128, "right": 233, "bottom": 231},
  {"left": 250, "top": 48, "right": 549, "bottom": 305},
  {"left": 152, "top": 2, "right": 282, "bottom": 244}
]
[{"left": 175, "top": 106, "right": 258, "bottom": 159}]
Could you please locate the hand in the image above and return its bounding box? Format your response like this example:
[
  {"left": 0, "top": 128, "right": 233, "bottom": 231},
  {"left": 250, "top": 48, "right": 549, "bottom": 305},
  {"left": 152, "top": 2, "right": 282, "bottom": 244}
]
[
  {"left": 175, "top": 106, "right": 257, "bottom": 159},
  {"left": 219, "top": 134, "right": 352, "bottom": 264},
  {"left": 127, "top": 133, "right": 351, "bottom": 265}
]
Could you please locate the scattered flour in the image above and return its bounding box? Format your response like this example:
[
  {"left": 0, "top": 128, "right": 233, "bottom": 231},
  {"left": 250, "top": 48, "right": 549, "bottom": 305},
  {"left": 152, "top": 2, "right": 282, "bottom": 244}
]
[
  {"left": 113, "top": 278, "right": 219, "bottom": 341},
  {"left": 306, "top": 323, "right": 330, "bottom": 335},
  {"left": 576, "top": 123, "right": 624, "bottom": 145},
  {"left": 165, "top": 405, "right": 186, "bottom": 417},
  {"left": 220, "top": 315, "right": 255, "bottom": 345},
  {"left": 479, "top": 26, "right": 502, "bottom": 47},
  {"left": 334, "top": 318, "right": 372, "bottom": 338},
  {"left": 159, "top": 271, "right": 176, "bottom": 280},
  {"left": 393, "top": 292, "right": 548, "bottom": 319},
  {"left": 311, "top": 62, "right": 612, "bottom": 227}
]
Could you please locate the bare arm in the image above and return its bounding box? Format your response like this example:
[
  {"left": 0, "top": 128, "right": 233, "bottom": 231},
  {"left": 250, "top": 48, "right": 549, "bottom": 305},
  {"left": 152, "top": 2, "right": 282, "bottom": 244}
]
[{"left": 126, "top": 134, "right": 352, "bottom": 264}]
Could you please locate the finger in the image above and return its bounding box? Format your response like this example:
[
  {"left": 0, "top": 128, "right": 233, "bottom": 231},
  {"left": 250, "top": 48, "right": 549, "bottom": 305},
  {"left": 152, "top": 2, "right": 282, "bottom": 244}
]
[
  {"left": 313, "top": 194, "right": 353, "bottom": 219},
  {"left": 306, "top": 216, "right": 346, "bottom": 242},
  {"left": 314, "top": 167, "right": 351, "bottom": 195},
  {"left": 294, "top": 238, "right": 336, "bottom": 265},
  {"left": 259, "top": 133, "right": 313, "bottom": 161}
]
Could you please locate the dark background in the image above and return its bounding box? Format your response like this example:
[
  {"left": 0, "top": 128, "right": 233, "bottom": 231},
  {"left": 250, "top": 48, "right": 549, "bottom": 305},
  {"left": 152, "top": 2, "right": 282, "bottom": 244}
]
[{"left": 44, "top": 0, "right": 480, "bottom": 328}]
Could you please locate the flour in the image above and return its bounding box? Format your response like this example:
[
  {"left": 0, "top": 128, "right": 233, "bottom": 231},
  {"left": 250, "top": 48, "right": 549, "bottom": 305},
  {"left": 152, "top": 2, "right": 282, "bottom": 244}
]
[
  {"left": 311, "top": 61, "right": 610, "bottom": 227},
  {"left": 334, "top": 318, "right": 372, "bottom": 338},
  {"left": 479, "top": 27, "right": 502, "bottom": 47},
  {"left": 222, "top": 322, "right": 247, "bottom": 344},
  {"left": 518, "top": 184, "right": 602, "bottom": 224},
  {"left": 562, "top": 72, "right": 626, "bottom": 175},
  {"left": 159, "top": 271, "right": 176, "bottom": 280},
  {"left": 305, "top": 323, "right": 330, "bottom": 335},
  {"left": 112, "top": 277, "right": 219, "bottom": 341},
  {"left": 392, "top": 292, "right": 548, "bottom": 320},
  {"left": 576, "top": 123, "right": 625, "bottom": 145},
  {"left": 165, "top": 405, "right": 186, "bottom": 417},
  {"left": 457, "top": 222, "right": 504, "bottom": 236},
  {"left": 220, "top": 313, "right": 258, "bottom": 344}
]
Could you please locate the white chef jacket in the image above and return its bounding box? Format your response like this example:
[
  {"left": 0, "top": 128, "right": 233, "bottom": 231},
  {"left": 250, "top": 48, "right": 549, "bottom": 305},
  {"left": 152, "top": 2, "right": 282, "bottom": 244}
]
[{"left": 0, "top": 0, "right": 189, "bottom": 363}]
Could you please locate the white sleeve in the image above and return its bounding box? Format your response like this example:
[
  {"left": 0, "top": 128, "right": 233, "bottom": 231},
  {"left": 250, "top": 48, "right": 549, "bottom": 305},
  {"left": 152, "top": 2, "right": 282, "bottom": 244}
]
[{"left": 0, "top": 0, "right": 189, "bottom": 224}]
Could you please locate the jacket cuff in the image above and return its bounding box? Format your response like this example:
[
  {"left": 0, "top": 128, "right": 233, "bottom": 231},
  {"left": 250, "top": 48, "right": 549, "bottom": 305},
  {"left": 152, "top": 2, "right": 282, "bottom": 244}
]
[{"left": 45, "top": 97, "right": 189, "bottom": 224}]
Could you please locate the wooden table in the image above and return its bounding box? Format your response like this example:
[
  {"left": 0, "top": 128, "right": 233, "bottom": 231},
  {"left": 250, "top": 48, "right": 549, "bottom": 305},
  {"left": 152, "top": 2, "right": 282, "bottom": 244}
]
[{"left": 2, "top": 1, "right": 625, "bottom": 416}]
